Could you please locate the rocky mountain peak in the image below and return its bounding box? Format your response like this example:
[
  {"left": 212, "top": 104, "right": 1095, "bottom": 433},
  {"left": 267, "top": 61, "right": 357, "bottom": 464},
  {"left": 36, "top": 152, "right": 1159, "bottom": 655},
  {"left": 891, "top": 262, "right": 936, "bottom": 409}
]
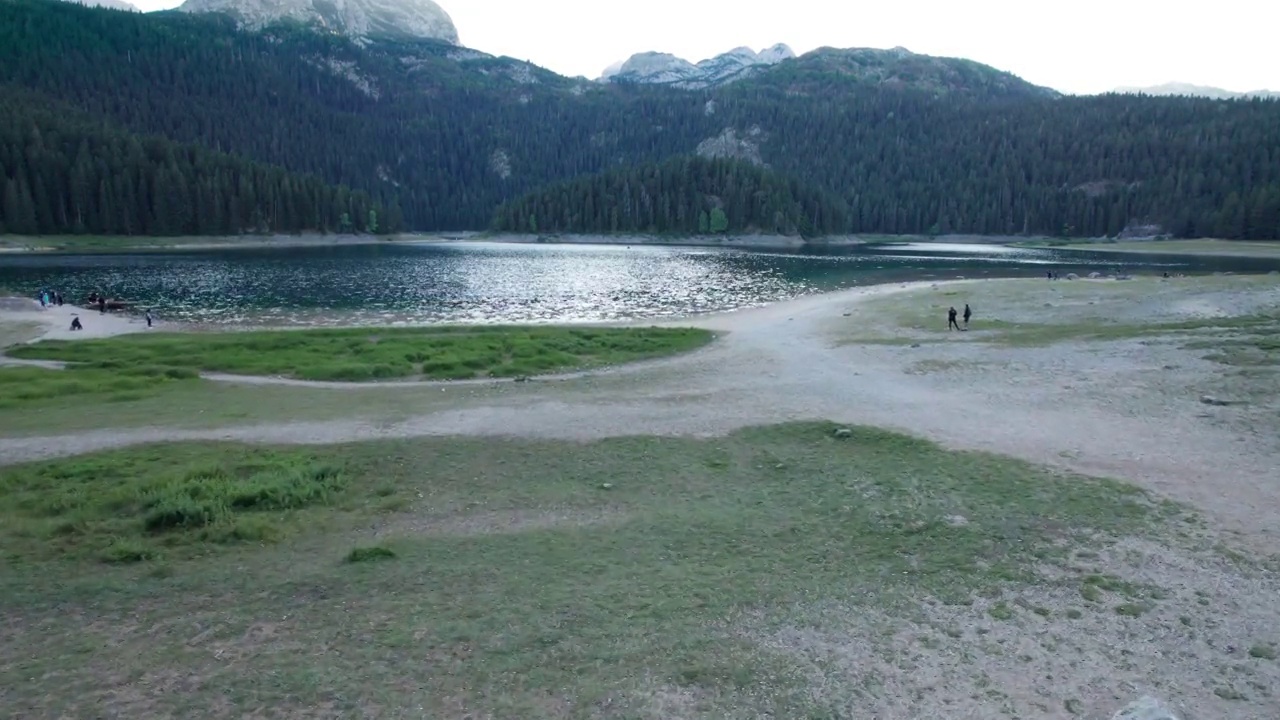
[
  {"left": 600, "top": 43, "right": 795, "bottom": 89},
  {"left": 177, "top": 0, "right": 459, "bottom": 44}
]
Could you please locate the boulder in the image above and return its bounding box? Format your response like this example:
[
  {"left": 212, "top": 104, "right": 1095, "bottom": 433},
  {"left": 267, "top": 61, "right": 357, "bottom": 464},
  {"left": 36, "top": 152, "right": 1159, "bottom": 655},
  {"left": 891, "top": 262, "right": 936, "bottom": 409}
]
[
  {"left": 1065, "top": 273, "right": 1079, "bottom": 280},
  {"left": 833, "top": 427, "right": 853, "bottom": 439},
  {"left": 1088, "top": 272, "right": 1102, "bottom": 279}
]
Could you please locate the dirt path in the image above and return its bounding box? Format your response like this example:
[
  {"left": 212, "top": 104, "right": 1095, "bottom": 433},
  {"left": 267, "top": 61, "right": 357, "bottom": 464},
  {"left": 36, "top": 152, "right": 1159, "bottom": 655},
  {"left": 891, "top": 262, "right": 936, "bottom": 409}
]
[{"left": 3, "top": 280, "right": 1279, "bottom": 548}]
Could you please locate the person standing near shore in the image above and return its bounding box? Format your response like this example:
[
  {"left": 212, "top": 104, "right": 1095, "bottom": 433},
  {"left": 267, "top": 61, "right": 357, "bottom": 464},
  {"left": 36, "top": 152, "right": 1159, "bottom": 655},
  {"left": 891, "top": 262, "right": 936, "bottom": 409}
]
[
  {"left": 948, "top": 306, "right": 960, "bottom": 331},
  {"left": 146, "top": 309, "right": 153, "bottom": 328},
  {"left": 963, "top": 303, "right": 972, "bottom": 327}
]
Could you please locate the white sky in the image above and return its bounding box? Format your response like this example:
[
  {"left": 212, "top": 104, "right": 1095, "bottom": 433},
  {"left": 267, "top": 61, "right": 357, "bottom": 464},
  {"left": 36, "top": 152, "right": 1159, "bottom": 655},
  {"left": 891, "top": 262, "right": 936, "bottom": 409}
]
[{"left": 132, "top": 0, "right": 1280, "bottom": 94}]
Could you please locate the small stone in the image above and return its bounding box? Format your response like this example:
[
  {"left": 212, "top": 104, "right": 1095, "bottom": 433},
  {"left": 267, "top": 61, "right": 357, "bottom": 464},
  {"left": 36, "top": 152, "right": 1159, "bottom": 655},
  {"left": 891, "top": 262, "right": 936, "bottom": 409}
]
[
  {"left": 513, "top": 375, "right": 530, "bottom": 382},
  {"left": 774, "top": 463, "right": 785, "bottom": 470},
  {"left": 910, "top": 343, "right": 921, "bottom": 348},
  {"left": 599, "top": 483, "right": 613, "bottom": 490},
  {"left": 945, "top": 515, "right": 969, "bottom": 527},
  {"left": 1200, "top": 395, "right": 1235, "bottom": 406},
  {"left": 842, "top": 312, "right": 852, "bottom": 317},
  {"left": 833, "top": 427, "right": 853, "bottom": 439}
]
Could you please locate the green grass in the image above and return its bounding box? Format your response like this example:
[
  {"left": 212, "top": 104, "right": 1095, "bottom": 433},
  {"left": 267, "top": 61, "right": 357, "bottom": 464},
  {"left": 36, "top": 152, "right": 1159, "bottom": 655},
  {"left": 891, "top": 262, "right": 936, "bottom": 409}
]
[
  {"left": 8, "top": 325, "right": 714, "bottom": 381},
  {"left": 0, "top": 422, "right": 1186, "bottom": 718},
  {"left": 0, "top": 364, "right": 200, "bottom": 410},
  {"left": 0, "top": 445, "right": 346, "bottom": 561}
]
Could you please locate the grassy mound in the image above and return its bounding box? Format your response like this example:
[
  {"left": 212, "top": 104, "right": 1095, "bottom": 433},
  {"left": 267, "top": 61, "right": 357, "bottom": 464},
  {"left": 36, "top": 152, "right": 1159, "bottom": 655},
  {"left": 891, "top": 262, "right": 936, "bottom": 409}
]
[{"left": 8, "top": 325, "right": 714, "bottom": 381}]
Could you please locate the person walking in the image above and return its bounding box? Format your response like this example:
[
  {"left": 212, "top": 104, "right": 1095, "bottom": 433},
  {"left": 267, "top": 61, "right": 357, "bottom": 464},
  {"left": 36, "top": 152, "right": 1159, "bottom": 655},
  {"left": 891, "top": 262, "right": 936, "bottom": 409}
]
[
  {"left": 948, "top": 306, "right": 960, "bottom": 331},
  {"left": 145, "top": 309, "right": 153, "bottom": 328},
  {"left": 963, "top": 303, "right": 972, "bottom": 328}
]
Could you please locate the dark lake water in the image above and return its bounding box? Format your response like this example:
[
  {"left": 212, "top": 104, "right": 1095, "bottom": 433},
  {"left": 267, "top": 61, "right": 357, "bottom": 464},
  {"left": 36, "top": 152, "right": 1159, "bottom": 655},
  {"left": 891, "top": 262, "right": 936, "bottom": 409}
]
[{"left": 2, "top": 240, "right": 1278, "bottom": 326}]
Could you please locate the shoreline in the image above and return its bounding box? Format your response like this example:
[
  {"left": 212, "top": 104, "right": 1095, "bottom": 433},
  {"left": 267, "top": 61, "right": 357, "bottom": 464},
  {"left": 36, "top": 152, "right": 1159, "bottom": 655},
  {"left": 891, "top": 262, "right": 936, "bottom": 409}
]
[
  {"left": 0, "top": 279, "right": 978, "bottom": 348},
  {"left": 6, "top": 231, "right": 1279, "bottom": 257},
  {"left": 1018, "top": 238, "right": 1280, "bottom": 258},
  {"left": 0, "top": 232, "right": 474, "bottom": 255},
  {"left": 0, "top": 232, "right": 1065, "bottom": 254}
]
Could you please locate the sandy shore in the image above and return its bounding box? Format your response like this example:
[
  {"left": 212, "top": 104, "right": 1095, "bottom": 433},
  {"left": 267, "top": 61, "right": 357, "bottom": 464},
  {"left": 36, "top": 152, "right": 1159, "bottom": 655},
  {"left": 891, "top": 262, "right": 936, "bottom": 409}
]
[{"left": 0, "top": 297, "right": 153, "bottom": 343}]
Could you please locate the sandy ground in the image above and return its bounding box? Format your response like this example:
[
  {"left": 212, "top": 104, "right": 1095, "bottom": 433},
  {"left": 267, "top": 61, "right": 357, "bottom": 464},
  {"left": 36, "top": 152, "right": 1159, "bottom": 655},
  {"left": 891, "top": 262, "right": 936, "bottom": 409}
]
[
  {"left": 0, "top": 297, "right": 151, "bottom": 344},
  {"left": 3, "top": 278, "right": 1280, "bottom": 718}
]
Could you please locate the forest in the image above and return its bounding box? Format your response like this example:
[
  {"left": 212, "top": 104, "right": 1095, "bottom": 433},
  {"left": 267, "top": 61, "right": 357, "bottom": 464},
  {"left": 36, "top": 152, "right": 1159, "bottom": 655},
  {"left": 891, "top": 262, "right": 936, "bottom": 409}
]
[
  {"left": 0, "top": 96, "right": 388, "bottom": 236},
  {"left": 493, "top": 157, "right": 848, "bottom": 236},
  {"left": 0, "top": 0, "right": 1279, "bottom": 239}
]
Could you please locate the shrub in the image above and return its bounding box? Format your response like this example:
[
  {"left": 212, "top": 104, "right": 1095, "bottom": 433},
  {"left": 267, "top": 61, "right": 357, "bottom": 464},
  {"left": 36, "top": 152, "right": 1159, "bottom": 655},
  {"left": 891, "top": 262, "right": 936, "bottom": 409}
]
[
  {"left": 345, "top": 546, "right": 397, "bottom": 563},
  {"left": 101, "top": 539, "right": 156, "bottom": 563}
]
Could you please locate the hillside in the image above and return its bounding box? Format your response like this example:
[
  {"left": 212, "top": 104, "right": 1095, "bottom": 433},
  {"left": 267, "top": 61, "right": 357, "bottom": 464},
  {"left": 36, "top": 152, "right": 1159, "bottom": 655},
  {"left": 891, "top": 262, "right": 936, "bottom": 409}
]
[
  {"left": 492, "top": 157, "right": 847, "bottom": 237},
  {"left": 0, "top": 92, "right": 386, "bottom": 235},
  {"left": 1, "top": 0, "right": 1279, "bottom": 240}
]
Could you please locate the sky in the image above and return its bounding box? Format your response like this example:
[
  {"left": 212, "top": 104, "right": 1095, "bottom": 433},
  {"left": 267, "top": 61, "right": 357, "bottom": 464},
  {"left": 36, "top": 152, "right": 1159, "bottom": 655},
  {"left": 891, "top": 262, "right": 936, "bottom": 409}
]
[{"left": 132, "top": 0, "right": 1280, "bottom": 94}]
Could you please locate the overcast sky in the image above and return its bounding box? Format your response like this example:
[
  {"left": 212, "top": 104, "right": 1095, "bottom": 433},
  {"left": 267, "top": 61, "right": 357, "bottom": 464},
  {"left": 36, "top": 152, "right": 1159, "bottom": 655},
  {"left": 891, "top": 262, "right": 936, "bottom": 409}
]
[{"left": 133, "top": 0, "right": 1279, "bottom": 94}]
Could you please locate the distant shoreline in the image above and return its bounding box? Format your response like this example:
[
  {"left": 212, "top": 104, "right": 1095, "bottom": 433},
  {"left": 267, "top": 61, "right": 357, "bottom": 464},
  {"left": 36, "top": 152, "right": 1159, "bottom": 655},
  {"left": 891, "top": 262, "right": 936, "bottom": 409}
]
[
  {"left": 0, "top": 233, "right": 467, "bottom": 254},
  {"left": 4, "top": 232, "right": 1279, "bottom": 258}
]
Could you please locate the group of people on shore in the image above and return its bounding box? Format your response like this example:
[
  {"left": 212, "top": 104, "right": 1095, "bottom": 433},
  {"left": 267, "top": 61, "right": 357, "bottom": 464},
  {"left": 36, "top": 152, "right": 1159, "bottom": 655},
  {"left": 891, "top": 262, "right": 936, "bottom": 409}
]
[
  {"left": 37, "top": 289, "right": 64, "bottom": 308},
  {"left": 34, "top": 288, "right": 153, "bottom": 331},
  {"left": 947, "top": 303, "right": 972, "bottom": 331}
]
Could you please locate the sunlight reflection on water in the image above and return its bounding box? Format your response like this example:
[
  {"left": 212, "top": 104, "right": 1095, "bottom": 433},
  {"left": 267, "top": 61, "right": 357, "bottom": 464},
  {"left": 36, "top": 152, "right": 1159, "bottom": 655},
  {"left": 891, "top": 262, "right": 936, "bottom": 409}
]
[{"left": 1, "top": 240, "right": 1272, "bottom": 327}]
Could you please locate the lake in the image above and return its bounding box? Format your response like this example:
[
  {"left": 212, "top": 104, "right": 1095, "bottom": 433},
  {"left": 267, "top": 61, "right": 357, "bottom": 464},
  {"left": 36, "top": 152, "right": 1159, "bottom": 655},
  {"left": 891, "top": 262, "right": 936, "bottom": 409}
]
[{"left": 2, "top": 240, "right": 1277, "bottom": 326}]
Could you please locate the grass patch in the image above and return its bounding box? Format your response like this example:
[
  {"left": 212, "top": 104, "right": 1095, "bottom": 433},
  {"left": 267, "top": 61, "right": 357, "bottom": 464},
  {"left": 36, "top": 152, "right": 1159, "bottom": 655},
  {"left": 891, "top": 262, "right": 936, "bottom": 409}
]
[
  {"left": 345, "top": 545, "right": 397, "bottom": 563},
  {"left": 0, "top": 422, "right": 1176, "bottom": 717},
  {"left": 8, "top": 325, "right": 714, "bottom": 382},
  {"left": 0, "top": 445, "right": 345, "bottom": 561},
  {"left": 0, "top": 364, "right": 200, "bottom": 410}
]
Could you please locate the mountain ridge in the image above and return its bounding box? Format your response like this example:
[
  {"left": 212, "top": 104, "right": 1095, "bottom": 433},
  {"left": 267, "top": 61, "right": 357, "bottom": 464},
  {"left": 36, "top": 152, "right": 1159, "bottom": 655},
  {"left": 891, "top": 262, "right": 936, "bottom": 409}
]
[
  {"left": 600, "top": 43, "right": 796, "bottom": 89},
  {"left": 1, "top": 0, "right": 1278, "bottom": 241},
  {"left": 1112, "top": 82, "right": 1278, "bottom": 100},
  {"left": 177, "top": 0, "right": 459, "bottom": 43},
  {"left": 601, "top": 43, "right": 1059, "bottom": 99}
]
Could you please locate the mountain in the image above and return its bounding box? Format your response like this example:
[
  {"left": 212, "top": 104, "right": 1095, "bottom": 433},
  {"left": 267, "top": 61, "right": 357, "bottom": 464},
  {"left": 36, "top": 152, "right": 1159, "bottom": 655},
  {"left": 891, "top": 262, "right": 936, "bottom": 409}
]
[
  {"left": 61, "top": 0, "right": 138, "bottom": 10},
  {"left": 2, "top": 0, "right": 1279, "bottom": 241},
  {"left": 178, "top": 0, "right": 459, "bottom": 43},
  {"left": 1113, "top": 83, "right": 1279, "bottom": 100},
  {"left": 601, "top": 44, "right": 795, "bottom": 89},
  {"left": 752, "top": 46, "right": 1060, "bottom": 99},
  {"left": 601, "top": 44, "right": 1057, "bottom": 99}
]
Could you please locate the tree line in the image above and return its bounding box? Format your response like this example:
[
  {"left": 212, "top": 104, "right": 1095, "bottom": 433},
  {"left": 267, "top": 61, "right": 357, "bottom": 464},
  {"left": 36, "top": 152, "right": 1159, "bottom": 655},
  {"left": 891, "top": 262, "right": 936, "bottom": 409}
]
[
  {"left": 0, "top": 0, "right": 1278, "bottom": 239},
  {"left": 493, "top": 157, "right": 847, "bottom": 236},
  {"left": 0, "top": 95, "right": 390, "bottom": 236}
]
